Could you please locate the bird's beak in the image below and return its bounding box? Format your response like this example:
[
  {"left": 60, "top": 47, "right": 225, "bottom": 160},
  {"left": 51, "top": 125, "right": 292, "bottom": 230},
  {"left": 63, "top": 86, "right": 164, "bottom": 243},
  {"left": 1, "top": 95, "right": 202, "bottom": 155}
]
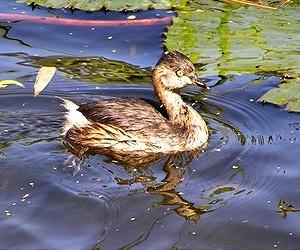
[{"left": 192, "top": 76, "right": 210, "bottom": 89}]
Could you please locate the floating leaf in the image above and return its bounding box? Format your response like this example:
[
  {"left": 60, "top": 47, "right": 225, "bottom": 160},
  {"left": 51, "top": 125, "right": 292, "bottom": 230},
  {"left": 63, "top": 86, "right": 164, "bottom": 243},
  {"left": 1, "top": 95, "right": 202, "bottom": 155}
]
[
  {"left": 165, "top": 1, "right": 300, "bottom": 76},
  {"left": 34, "top": 66, "right": 56, "bottom": 96},
  {"left": 0, "top": 80, "right": 24, "bottom": 89},
  {"left": 164, "top": 0, "right": 300, "bottom": 111},
  {"left": 258, "top": 79, "right": 300, "bottom": 112},
  {"left": 17, "top": 0, "right": 181, "bottom": 11}
]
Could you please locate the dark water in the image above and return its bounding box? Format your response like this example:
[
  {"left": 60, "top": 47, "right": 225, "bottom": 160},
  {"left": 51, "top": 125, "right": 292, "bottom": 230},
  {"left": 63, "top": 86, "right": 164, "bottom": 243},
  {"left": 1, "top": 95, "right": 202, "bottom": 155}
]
[{"left": 1, "top": 1, "right": 300, "bottom": 249}]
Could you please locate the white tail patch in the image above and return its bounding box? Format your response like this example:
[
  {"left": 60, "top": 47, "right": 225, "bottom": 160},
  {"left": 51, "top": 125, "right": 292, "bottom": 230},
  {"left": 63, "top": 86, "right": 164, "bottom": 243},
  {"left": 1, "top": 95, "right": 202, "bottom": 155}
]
[{"left": 59, "top": 97, "right": 90, "bottom": 135}]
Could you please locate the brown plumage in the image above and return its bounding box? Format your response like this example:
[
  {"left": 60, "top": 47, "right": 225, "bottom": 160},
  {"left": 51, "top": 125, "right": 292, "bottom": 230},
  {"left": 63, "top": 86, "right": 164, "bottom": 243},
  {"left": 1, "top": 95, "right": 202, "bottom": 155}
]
[{"left": 61, "top": 51, "right": 209, "bottom": 166}]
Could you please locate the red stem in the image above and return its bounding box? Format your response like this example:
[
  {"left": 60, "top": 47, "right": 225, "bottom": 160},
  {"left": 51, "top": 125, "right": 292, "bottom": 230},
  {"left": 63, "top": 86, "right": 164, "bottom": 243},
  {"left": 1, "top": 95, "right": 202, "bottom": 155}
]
[{"left": 0, "top": 13, "right": 173, "bottom": 27}]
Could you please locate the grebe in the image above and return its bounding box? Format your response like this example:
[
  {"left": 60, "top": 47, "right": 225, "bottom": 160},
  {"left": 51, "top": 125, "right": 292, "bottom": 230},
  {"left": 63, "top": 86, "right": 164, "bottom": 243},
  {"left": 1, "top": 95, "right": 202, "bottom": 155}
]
[{"left": 61, "top": 51, "right": 209, "bottom": 165}]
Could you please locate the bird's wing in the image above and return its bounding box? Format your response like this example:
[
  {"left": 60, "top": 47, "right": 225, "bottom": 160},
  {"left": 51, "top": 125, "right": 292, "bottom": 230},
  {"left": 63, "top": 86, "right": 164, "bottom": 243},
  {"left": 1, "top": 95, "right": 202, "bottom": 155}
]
[{"left": 77, "top": 98, "right": 171, "bottom": 135}]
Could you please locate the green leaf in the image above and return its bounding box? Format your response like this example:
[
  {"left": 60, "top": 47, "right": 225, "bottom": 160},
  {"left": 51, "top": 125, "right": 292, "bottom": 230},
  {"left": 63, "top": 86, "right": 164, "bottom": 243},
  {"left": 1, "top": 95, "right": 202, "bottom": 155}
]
[
  {"left": 0, "top": 80, "right": 24, "bottom": 89},
  {"left": 17, "top": 0, "right": 182, "bottom": 11},
  {"left": 258, "top": 79, "right": 300, "bottom": 112},
  {"left": 164, "top": 0, "right": 300, "bottom": 111}
]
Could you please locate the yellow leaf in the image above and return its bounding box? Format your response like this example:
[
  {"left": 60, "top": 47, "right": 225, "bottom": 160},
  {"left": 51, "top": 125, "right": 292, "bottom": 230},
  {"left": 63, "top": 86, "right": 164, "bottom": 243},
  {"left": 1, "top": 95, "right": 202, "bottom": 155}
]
[
  {"left": 0, "top": 80, "right": 25, "bottom": 89},
  {"left": 34, "top": 66, "right": 56, "bottom": 97}
]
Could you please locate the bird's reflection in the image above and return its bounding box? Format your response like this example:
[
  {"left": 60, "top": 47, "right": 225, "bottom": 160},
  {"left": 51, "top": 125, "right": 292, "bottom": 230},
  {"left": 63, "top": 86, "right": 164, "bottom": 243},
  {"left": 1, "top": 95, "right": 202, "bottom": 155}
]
[
  {"left": 145, "top": 155, "right": 210, "bottom": 220},
  {"left": 65, "top": 140, "right": 211, "bottom": 220}
]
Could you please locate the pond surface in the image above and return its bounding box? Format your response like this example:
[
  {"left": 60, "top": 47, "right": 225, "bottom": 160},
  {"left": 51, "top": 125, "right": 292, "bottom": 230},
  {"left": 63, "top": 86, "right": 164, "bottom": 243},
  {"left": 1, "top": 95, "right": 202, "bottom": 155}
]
[{"left": 0, "top": 1, "right": 300, "bottom": 249}]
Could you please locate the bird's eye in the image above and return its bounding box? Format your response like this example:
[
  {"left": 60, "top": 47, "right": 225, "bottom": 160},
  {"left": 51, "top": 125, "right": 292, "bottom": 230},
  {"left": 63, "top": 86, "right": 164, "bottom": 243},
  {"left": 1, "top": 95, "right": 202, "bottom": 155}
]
[{"left": 176, "top": 70, "right": 184, "bottom": 77}]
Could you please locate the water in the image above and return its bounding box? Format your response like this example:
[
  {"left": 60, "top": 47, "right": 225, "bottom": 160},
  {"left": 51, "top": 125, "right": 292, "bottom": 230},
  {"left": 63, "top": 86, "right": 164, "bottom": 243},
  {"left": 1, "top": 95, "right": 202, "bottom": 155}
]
[{"left": 0, "top": 1, "right": 300, "bottom": 249}]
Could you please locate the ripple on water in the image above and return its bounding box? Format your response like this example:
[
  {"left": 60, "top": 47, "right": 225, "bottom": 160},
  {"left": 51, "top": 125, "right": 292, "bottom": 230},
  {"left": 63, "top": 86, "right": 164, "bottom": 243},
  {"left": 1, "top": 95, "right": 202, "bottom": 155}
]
[{"left": 1, "top": 75, "right": 300, "bottom": 249}]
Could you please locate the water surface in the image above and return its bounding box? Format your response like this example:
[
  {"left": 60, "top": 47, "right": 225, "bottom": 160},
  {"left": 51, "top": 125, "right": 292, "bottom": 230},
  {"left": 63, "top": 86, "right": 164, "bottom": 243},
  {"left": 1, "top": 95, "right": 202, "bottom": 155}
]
[{"left": 0, "top": 1, "right": 300, "bottom": 249}]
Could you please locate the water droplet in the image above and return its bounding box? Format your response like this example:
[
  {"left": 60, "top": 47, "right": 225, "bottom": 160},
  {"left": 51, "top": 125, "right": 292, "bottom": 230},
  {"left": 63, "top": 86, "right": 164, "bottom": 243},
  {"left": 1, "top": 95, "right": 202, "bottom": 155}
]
[
  {"left": 22, "top": 194, "right": 30, "bottom": 199},
  {"left": 5, "top": 210, "right": 12, "bottom": 216}
]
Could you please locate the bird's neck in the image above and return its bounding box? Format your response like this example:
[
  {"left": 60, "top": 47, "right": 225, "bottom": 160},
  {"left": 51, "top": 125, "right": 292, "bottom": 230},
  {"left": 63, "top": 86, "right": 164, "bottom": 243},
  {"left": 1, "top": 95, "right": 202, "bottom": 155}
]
[{"left": 152, "top": 69, "right": 206, "bottom": 129}]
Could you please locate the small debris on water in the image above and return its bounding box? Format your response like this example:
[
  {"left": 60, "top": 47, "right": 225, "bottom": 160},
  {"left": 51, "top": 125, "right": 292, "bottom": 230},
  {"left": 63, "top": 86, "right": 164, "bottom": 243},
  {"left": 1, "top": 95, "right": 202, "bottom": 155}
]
[
  {"left": 127, "top": 15, "right": 136, "bottom": 20},
  {"left": 4, "top": 210, "right": 12, "bottom": 216},
  {"left": 130, "top": 217, "right": 136, "bottom": 221},
  {"left": 107, "top": 36, "right": 113, "bottom": 40},
  {"left": 22, "top": 194, "right": 30, "bottom": 199}
]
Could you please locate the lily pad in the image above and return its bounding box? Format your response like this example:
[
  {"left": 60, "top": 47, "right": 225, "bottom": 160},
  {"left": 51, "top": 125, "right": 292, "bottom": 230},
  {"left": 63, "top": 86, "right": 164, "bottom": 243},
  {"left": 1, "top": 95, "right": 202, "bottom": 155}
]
[
  {"left": 17, "top": 0, "right": 181, "bottom": 11},
  {"left": 258, "top": 79, "right": 300, "bottom": 112},
  {"left": 164, "top": 0, "right": 300, "bottom": 111}
]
